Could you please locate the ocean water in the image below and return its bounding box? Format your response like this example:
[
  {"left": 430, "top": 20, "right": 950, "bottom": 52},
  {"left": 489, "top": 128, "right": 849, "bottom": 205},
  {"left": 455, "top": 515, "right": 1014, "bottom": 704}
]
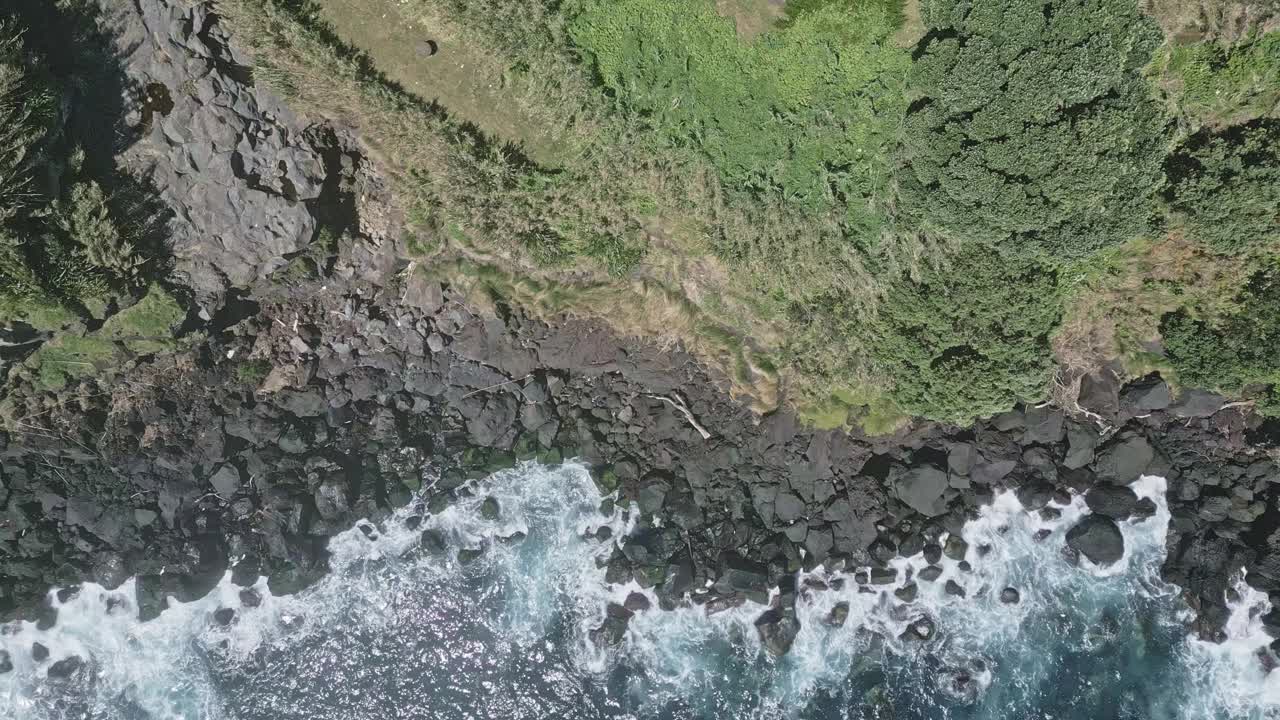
[{"left": 2, "top": 462, "right": 1278, "bottom": 720}]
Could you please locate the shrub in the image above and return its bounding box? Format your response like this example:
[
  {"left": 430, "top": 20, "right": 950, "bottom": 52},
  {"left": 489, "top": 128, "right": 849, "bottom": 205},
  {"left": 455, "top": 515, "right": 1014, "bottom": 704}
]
[
  {"left": 568, "top": 0, "right": 908, "bottom": 229},
  {"left": 1157, "top": 30, "right": 1280, "bottom": 125},
  {"left": 1160, "top": 268, "right": 1280, "bottom": 414},
  {"left": 867, "top": 245, "right": 1062, "bottom": 424},
  {"left": 896, "top": 0, "right": 1169, "bottom": 259},
  {"left": 1165, "top": 120, "right": 1279, "bottom": 253},
  {"left": 55, "top": 179, "right": 144, "bottom": 283}
]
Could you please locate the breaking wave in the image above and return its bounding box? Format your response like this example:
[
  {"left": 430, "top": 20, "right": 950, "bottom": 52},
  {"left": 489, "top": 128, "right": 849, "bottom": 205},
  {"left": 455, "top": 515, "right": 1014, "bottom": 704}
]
[{"left": 2, "top": 463, "right": 1277, "bottom": 719}]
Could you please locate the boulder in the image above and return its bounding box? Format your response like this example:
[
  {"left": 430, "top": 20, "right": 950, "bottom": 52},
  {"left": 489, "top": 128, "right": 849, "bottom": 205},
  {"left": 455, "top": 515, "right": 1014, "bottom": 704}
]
[
  {"left": 1066, "top": 515, "right": 1125, "bottom": 566},
  {"left": 943, "top": 535, "right": 968, "bottom": 562},
  {"left": 895, "top": 467, "right": 950, "bottom": 517},
  {"left": 0, "top": 650, "right": 11, "bottom": 674},
  {"left": 774, "top": 492, "right": 806, "bottom": 524},
  {"left": 944, "top": 580, "right": 967, "bottom": 597},
  {"left": 1171, "top": 389, "right": 1225, "bottom": 418},
  {"left": 1077, "top": 370, "right": 1120, "bottom": 418},
  {"left": 895, "top": 582, "right": 919, "bottom": 602},
  {"left": 1016, "top": 482, "right": 1054, "bottom": 511},
  {"left": 719, "top": 554, "right": 769, "bottom": 594},
  {"left": 971, "top": 458, "right": 1016, "bottom": 485},
  {"left": 624, "top": 592, "right": 652, "bottom": 613},
  {"left": 947, "top": 443, "right": 975, "bottom": 476},
  {"left": 903, "top": 616, "right": 937, "bottom": 642},
  {"left": 213, "top": 607, "right": 236, "bottom": 626},
  {"left": 1022, "top": 407, "right": 1066, "bottom": 445},
  {"left": 1124, "top": 377, "right": 1172, "bottom": 411},
  {"left": 208, "top": 464, "right": 242, "bottom": 497},
  {"left": 755, "top": 608, "right": 800, "bottom": 656},
  {"left": 1085, "top": 484, "right": 1139, "bottom": 520},
  {"left": 1063, "top": 424, "right": 1098, "bottom": 470},
  {"left": 1000, "top": 587, "right": 1020, "bottom": 604},
  {"left": 1094, "top": 435, "right": 1154, "bottom": 485}
]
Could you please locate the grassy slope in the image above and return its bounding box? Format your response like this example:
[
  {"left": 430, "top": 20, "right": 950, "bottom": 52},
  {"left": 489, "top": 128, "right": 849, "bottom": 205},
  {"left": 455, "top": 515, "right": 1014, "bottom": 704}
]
[{"left": 217, "top": 0, "right": 1280, "bottom": 428}]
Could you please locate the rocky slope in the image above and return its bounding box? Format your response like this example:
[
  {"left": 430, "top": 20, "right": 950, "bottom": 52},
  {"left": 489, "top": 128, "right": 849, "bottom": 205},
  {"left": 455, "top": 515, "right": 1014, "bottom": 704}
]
[{"left": 1, "top": 0, "right": 1279, "bottom": 660}]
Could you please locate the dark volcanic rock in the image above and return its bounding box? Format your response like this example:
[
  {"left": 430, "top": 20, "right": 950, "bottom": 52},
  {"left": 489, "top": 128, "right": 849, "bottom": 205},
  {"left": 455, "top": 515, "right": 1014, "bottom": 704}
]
[
  {"left": 1094, "top": 435, "right": 1154, "bottom": 485},
  {"left": 590, "top": 603, "right": 633, "bottom": 648},
  {"left": 895, "top": 467, "right": 949, "bottom": 517},
  {"left": 827, "top": 601, "right": 850, "bottom": 627},
  {"left": 1066, "top": 515, "right": 1125, "bottom": 566},
  {"left": 1085, "top": 484, "right": 1139, "bottom": 520}
]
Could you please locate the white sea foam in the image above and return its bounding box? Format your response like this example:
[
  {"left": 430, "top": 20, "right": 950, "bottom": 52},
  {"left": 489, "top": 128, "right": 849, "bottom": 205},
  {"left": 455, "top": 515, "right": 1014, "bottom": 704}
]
[{"left": 1, "top": 465, "right": 1276, "bottom": 720}]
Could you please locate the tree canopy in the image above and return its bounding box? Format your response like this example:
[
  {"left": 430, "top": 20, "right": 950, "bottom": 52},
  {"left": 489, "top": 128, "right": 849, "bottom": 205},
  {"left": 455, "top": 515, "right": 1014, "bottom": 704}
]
[
  {"left": 1166, "top": 120, "right": 1279, "bottom": 253},
  {"left": 867, "top": 245, "right": 1062, "bottom": 424},
  {"left": 1161, "top": 268, "right": 1280, "bottom": 415},
  {"left": 897, "top": 0, "right": 1170, "bottom": 259}
]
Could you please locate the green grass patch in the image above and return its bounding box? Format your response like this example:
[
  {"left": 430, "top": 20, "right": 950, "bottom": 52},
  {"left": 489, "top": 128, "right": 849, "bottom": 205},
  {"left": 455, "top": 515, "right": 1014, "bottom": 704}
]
[
  {"left": 28, "top": 335, "right": 118, "bottom": 391},
  {"left": 99, "top": 285, "right": 184, "bottom": 354},
  {"left": 1156, "top": 30, "right": 1280, "bottom": 126}
]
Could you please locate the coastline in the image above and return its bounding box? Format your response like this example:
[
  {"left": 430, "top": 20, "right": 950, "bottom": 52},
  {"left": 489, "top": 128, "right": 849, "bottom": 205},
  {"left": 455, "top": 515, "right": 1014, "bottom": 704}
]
[{"left": 0, "top": 0, "right": 1278, "bottom": 661}]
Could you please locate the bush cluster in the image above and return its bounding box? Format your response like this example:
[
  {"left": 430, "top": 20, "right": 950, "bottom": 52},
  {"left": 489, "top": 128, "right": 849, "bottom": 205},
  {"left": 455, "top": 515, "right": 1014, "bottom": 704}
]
[
  {"left": 867, "top": 246, "right": 1063, "bottom": 424},
  {"left": 1161, "top": 268, "right": 1280, "bottom": 415},
  {"left": 897, "top": 0, "right": 1169, "bottom": 259},
  {"left": 1166, "top": 120, "right": 1279, "bottom": 253}
]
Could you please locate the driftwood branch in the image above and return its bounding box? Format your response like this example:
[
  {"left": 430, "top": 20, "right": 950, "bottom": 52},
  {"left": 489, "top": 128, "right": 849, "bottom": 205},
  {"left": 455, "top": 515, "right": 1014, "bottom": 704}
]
[{"left": 647, "top": 393, "right": 711, "bottom": 440}]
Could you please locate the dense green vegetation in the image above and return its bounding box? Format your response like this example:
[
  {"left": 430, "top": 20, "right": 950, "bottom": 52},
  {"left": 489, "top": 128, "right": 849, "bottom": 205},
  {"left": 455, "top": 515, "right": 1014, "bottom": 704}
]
[
  {"left": 1161, "top": 267, "right": 1280, "bottom": 415},
  {"left": 897, "top": 0, "right": 1170, "bottom": 260},
  {"left": 569, "top": 0, "right": 907, "bottom": 234},
  {"left": 867, "top": 247, "right": 1063, "bottom": 423},
  {"left": 1166, "top": 120, "right": 1279, "bottom": 253}
]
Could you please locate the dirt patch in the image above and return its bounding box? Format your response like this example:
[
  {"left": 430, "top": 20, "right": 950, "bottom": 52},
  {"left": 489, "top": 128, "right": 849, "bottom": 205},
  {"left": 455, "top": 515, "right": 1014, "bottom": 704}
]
[
  {"left": 715, "top": 0, "right": 787, "bottom": 39},
  {"left": 315, "top": 0, "right": 571, "bottom": 166}
]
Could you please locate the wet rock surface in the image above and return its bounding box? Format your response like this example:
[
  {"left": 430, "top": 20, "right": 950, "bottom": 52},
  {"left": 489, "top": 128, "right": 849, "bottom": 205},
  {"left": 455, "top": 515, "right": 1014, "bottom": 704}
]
[{"left": 0, "top": 0, "right": 1277, "bottom": 659}]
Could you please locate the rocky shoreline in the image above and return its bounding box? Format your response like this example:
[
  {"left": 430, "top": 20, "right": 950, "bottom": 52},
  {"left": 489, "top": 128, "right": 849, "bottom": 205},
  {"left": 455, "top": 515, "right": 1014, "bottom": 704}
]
[{"left": 2, "top": 0, "right": 1279, "bottom": 667}]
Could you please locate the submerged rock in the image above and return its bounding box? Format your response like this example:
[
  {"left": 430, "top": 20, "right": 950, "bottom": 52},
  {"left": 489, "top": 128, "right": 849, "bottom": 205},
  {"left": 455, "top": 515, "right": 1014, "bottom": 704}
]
[
  {"left": 47, "top": 655, "right": 84, "bottom": 680},
  {"left": 755, "top": 608, "right": 800, "bottom": 656},
  {"left": 590, "top": 603, "right": 633, "bottom": 648},
  {"left": 827, "top": 601, "right": 850, "bottom": 627},
  {"left": 1000, "top": 587, "right": 1021, "bottom": 604},
  {"left": 0, "top": 649, "right": 12, "bottom": 674},
  {"left": 1066, "top": 515, "right": 1125, "bottom": 566}
]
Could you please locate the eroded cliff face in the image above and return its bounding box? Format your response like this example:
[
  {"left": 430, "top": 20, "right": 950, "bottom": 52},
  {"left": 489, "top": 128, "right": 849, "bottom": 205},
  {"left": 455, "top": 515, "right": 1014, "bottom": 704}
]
[
  {"left": 104, "top": 0, "right": 400, "bottom": 313},
  {"left": 0, "top": 0, "right": 1278, "bottom": 652}
]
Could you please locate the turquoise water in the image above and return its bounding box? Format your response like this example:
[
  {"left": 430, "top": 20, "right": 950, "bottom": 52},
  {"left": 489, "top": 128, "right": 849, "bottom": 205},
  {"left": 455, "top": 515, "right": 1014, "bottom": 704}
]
[{"left": 1, "top": 463, "right": 1277, "bottom": 719}]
